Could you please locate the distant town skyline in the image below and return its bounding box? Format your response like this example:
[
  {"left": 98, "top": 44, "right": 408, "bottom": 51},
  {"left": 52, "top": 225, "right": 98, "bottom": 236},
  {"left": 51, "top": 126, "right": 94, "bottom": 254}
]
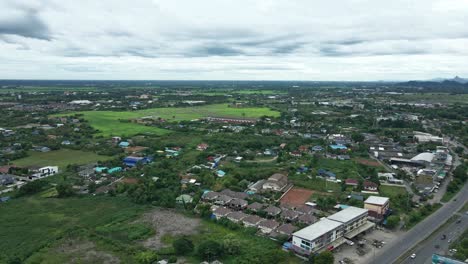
[{"left": 1, "top": 0, "right": 468, "bottom": 80}]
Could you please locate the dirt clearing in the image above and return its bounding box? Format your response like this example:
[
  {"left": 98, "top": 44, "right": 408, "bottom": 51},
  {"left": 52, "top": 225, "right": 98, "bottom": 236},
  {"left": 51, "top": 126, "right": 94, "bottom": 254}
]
[
  {"left": 355, "top": 158, "right": 382, "bottom": 167},
  {"left": 139, "top": 208, "right": 201, "bottom": 250},
  {"left": 280, "top": 187, "right": 315, "bottom": 207},
  {"left": 55, "top": 239, "right": 121, "bottom": 264}
]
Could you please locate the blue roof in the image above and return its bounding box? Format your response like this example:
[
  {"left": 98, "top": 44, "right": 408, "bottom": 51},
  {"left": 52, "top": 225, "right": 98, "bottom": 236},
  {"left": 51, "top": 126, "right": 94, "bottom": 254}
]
[
  {"left": 95, "top": 167, "right": 108, "bottom": 172},
  {"left": 216, "top": 170, "right": 226, "bottom": 177},
  {"left": 330, "top": 144, "right": 347, "bottom": 150},
  {"left": 119, "top": 141, "right": 130, "bottom": 147},
  {"left": 108, "top": 167, "right": 122, "bottom": 174}
]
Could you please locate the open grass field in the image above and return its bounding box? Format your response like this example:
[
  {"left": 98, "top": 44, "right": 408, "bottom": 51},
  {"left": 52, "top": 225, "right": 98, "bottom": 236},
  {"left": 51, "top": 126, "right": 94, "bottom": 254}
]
[
  {"left": 12, "top": 149, "right": 113, "bottom": 169},
  {"left": 195, "top": 89, "right": 287, "bottom": 96},
  {"left": 0, "top": 193, "right": 299, "bottom": 263},
  {"left": 0, "top": 195, "right": 151, "bottom": 263},
  {"left": 379, "top": 184, "right": 408, "bottom": 197},
  {"left": 58, "top": 104, "right": 279, "bottom": 137}
]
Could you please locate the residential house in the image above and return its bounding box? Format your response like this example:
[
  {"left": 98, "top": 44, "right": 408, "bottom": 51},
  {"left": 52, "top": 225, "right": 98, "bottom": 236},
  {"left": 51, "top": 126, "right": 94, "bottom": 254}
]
[
  {"left": 281, "top": 209, "right": 300, "bottom": 222},
  {"left": 298, "top": 214, "right": 316, "bottom": 225},
  {"left": 295, "top": 205, "right": 316, "bottom": 215},
  {"left": 226, "top": 211, "right": 248, "bottom": 223},
  {"left": 276, "top": 223, "right": 298, "bottom": 237},
  {"left": 262, "top": 173, "right": 289, "bottom": 192},
  {"left": 363, "top": 181, "right": 379, "bottom": 192},
  {"left": 216, "top": 170, "right": 226, "bottom": 177},
  {"left": 330, "top": 144, "right": 348, "bottom": 151},
  {"left": 176, "top": 194, "right": 193, "bottom": 204},
  {"left": 119, "top": 141, "right": 130, "bottom": 148},
  {"left": 311, "top": 145, "right": 324, "bottom": 152},
  {"left": 345, "top": 179, "right": 359, "bottom": 187},
  {"left": 202, "top": 191, "right": 220, "bottom": 202},
  {"left": 0, "top": 174, "right": 15, "bottom": 185},
  {"left": 220, "top": 189, "right": 248, "bottom": 200},
  {"left": 197, "top": 143, "right": 209, "bottom": 151},
  {"left": 317, "top": 169, "right": 336, "bottom": 180},
  {"left": 123, "top": 156, "right": 152, "bottom": 167},
  {"left": 247, "top": 202, "right": 265, "bottom": 213},
  {"left": 258, "top": 219, "right": 280, "bottom": 234},
  {"left": 289, "top": 151, "right": 302, "bottom": 157},
  {"left": 242, "top": 215, "right": 264, "bottom": 227},
  {"left": 214, "top": 195, "right": 232, "bottom": 206},
  {"left": 228, "top": 198, "right": 248, "bottom": 210},
  {"left": 264, "top": 205, "right": 282, "bottom": 217},
  {"left": 212, "top": 207, "right": 233, "bottom": 220}
]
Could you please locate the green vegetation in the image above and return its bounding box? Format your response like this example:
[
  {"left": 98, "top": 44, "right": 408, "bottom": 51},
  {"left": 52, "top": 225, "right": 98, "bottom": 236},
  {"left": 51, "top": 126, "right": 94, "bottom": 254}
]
[
  {"left": 58, "top": 104, "right": 279, "bottom": 137},
  {"left": 442, "top": 162, "right": 467, "bottom": 202},
  {"left": 12, "top": 149, "right": 113, "bottom": 169},
  {"left": 0, "top": 195, "right": 150, "bottom": 263},
  {"left": 380, "top": 185, "right": 407, "bottom": 197},
  {"left": 394, "top": 93, "right": 468, "bottom": 104},
  {"left": 451, "top": 228, "right": 468, "bottom": 261},
  {"left": 405, "top": 203, "right": 442, "bottom": 229}
]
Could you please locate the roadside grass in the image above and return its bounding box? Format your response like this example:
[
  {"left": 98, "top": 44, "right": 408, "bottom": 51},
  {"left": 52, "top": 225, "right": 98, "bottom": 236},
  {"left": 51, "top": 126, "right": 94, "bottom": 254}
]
[
  {"left": 441, "top": 191, "right": 457, "bottom": 203},
  {"left": 56, "top": 104, "right": 279, "bottom": 137},
  {"left": 380, "top": 185, "right": 408, "bottom": 197},
  {"left": 450, "top": 228, "right": 468, "bottom": 261},
  {"left": 405, "top": 203, "right": 442, "bottom": 229},
  {"left": 11, "top": 149, "right": 113, "bottom": 169},
  {"left": 0, "top": 195, "right": 150, "bottom": 263}
]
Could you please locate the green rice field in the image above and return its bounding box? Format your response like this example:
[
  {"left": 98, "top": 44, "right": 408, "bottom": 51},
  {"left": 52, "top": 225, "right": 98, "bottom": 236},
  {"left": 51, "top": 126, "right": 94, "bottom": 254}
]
[
  {"left": 57, "top": 104, "right": 279, "bottom": 137},
  {"left": 12, "top": 149, "right": 113, "bottom": 169}
]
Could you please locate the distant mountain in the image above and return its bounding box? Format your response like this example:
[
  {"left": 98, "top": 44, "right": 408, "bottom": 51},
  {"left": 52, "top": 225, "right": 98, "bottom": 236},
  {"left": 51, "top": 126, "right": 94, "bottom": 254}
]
[
  {"left": 395, "top": 76, "right": 468, "bottom": 93},
  {"left": 418, "top": 76, "right": 468, "bottom": 84}
]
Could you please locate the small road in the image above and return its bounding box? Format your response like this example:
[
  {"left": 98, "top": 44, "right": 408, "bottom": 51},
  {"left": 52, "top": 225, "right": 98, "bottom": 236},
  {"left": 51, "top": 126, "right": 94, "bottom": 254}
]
[
  {"left": 371, "top": 180, "right": 468, "bottom": 264},
  {"left": 399, "top": 212, "right": 468, "bottom": 264}
]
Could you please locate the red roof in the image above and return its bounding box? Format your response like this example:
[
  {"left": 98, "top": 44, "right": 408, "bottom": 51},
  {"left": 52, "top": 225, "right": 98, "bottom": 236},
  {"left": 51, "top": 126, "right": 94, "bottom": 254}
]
[
  {"left": 363, "top": 180, "right": 378, "bottom": 189},
  {"left": 345, "top": 178, "right": 359, "bottom": 185},
  {"left": 0, "top": 165, "right": 15, "bottom": 174}
]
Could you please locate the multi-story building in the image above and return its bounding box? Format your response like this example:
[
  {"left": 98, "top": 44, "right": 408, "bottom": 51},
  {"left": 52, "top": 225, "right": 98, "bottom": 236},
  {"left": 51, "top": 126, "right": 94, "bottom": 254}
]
[
  {"left": 292, "top": 218, "right": 343, "bottom": 254},
  {"left": 292, "top": 206, "right": 374, "bottom": 255},
  {"left": 364, "top": 196, "right": 390, "bottom": 221}
]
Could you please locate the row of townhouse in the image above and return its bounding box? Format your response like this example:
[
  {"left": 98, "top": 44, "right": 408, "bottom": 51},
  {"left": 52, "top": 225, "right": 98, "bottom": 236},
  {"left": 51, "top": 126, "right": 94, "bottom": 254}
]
[{"left": 212, "top": 206, "right": 298, "bottom": 237}]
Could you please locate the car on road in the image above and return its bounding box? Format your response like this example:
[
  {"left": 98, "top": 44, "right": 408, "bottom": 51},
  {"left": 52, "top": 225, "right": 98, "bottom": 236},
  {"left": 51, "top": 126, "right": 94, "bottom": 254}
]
[{"left": 410, "top": 253, "right": 416, "bottom": 259}]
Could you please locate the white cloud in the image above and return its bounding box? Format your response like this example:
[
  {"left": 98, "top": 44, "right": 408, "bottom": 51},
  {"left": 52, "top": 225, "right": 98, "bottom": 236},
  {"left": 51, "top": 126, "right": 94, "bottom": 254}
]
[{"left": 0, "top": 0, "right": 468, "bottom": 80}]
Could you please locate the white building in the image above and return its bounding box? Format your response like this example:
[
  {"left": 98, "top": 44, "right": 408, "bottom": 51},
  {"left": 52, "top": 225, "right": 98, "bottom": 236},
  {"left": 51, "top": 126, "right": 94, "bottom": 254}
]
[
  {"left": 292, "top": 218, "right": 343, "bottom": 254},
  {"left": 32, "top": 166, "right": 59, "bottom": 178},
  {"left": 292, "top": 206, "right": 374, "bottom": 254}
]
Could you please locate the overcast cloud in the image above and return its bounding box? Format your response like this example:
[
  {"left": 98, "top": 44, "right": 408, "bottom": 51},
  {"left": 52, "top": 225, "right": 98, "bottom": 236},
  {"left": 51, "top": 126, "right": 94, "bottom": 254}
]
[{"left": 0, "top": 0, "right": 467, "bottom": 80}]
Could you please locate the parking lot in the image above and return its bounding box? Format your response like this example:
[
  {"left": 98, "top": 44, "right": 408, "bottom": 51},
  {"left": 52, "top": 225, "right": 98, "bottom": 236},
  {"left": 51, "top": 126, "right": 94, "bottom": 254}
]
[{"left": 333, "top": 227, "right": 404, "bottom": 264}]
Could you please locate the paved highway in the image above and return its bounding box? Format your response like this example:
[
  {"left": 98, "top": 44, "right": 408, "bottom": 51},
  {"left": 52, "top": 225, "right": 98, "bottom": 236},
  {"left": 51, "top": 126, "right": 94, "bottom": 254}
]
[
  {"left": 371, "top": 180, "right": 468, "bottom": 264},
  {"left": 400, "top": 213, "right": 468, "bottom": 264}
]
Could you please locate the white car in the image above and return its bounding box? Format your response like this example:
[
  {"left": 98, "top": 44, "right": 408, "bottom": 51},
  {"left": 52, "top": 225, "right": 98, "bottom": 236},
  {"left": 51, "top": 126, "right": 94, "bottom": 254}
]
[{"left": 410, "top": 253, "right": 416, "bottom": 259}]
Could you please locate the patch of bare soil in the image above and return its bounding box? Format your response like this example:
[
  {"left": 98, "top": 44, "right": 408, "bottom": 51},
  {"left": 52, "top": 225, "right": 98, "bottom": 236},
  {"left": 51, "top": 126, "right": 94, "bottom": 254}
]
[
  {"left": 55, "top": 239, "right": 121, "bottom": 264},
  {"left": 139, "top": 208, "right": 201, "bottom": 250}
]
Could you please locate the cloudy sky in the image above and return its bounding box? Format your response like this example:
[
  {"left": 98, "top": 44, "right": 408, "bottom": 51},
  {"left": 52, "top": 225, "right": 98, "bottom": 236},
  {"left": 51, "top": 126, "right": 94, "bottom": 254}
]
[{"left": 1, "top": 0, "right": 468, "bottom": 81}]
